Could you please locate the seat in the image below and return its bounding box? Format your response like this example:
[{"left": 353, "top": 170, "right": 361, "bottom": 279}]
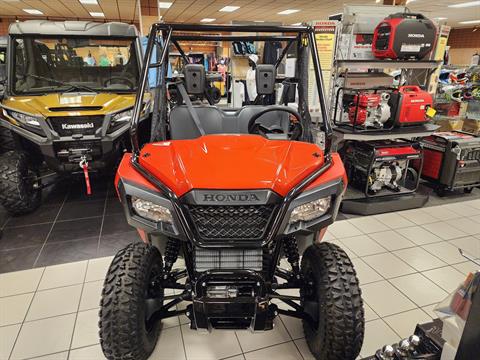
[
  {"left": 169, "top": 105, "right": 290, "bottom": 140},
  {"left": 169, "top": 63, "right": 290, "bottom": 140}
]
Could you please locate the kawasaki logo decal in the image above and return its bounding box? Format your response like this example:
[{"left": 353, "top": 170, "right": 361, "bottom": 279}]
[{"left": 61, "top": 123, "right": 95, "bottom": 130}]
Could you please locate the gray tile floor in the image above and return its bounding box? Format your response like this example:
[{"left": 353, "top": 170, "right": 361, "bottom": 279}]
[{"left": 1, "top": 199, "right": 479, "bottom": 360}]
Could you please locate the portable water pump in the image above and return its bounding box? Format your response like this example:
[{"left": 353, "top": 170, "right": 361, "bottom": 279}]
[{"left": 348, "top": 92, "right": 391, "bottom": 128}]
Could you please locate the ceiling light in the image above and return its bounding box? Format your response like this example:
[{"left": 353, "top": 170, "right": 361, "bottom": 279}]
[
  {"left": 406, "top": 0, "right": 416, "bottom": 3},
  {"left": 254, "top": 20, "right": 265, "bottom": 23},
  {"left": 448, "top": 1, "right": 480, "bottom": 7},
  {"left": 278, "top": 9, "right": 300, "bottom": 15},
  {"left": 459, "top": 19, "right": 480, "bottom": 24},
  {"left": 201, "top": 18, "right": 215, "bottom": 22},
  {"left": 89, "top": 11, "right": 105, "bottom": 17},
  {"left": 375, "top": 0, "right": 381, "bottom": 3},
  {"left": 158, "top": 2, "right": 172, "bottom": 8},
  {"left": 23, "top": 9, "right": 43, "bottom": 15},
  {"left": 435, "top": 17, "right": 448, "bottom": 20},
  {"left": 220, "top": 6, "right": 240, "bottom": 12},
  {"left": 79, "top": 0, "right": 98, "bottom": 4},
  {"left": 291, "top": 23, "right": 302, "bottom": 26}
]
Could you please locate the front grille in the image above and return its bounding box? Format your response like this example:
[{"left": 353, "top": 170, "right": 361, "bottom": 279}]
[
  {"left": 463, "top": 148, "right": 480, "bottom": 161},
  {"left": 186, "top": 204, "right": 276, "bottom": 241},
  {"left": 48, "top": 116, "right": 105, "bottom": 137},
  {"left": 195, "top": 248, "right": 263, "bottom": 272}
]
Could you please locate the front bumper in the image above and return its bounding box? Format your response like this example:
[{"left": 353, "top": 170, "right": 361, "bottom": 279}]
[
  {"left": 0, "top": 110, "right": 149, "bottom": 172},
  {"left": 188, "top": 270, "right": 276, "bottom": 331},
  {"left": 116, "top": 156, "right": 346, "bottom": 247}
]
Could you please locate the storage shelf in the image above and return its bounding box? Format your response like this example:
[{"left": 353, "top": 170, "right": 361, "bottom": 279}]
[
  {"left": 332, "top": 123, "right": 439, "bottom": 147},
  {"left": 334, "top": 59, "right": 442, "bottom": 70}
]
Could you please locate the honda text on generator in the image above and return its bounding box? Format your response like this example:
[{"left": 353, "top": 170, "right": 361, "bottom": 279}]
[
  {"left": 419, "top": 132, "right": 480, "bottom": 196},
  {"left": 99, "top": 24, "right": 365, "bottom": 360},
  {"left": 372, "top": 13, "right": 437, "bottom": 60},
  {"left": 0, "top": 21, "right": 150, "bottom": 215}
]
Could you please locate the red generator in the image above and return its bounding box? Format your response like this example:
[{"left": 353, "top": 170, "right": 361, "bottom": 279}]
[
  {"left": 389, "top": 86, "right": 433, "bottom": 126},
  {"left": 372, "top": 13, "right": 437, "bottom": 60},
  {"left": 419, "top": 132, "right": 480, "bottom": 195}
]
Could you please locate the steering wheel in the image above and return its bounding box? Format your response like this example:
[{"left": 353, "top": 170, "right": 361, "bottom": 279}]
[
  {"left": 247, "top": 106, "right": 303, "bottom": 141},
  {"left": 103, "top": 76, "right": 135, "bottom": 88}
]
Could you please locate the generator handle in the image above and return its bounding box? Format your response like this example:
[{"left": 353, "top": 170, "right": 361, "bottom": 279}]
[
  {"left": 391, "top": 12, "right": 427, "bottom": 20},
  {"left": 399, "top": 85, "right": 422, "bottom": 92}
]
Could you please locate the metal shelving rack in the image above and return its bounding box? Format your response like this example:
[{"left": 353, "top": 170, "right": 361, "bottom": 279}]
[{"left": 327, "top": 5, "right": 445, "bottom": 215}]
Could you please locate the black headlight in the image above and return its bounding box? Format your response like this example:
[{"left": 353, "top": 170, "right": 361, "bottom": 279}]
[{"left": 6, "top": 110, "right": 45, "bottom": 136}]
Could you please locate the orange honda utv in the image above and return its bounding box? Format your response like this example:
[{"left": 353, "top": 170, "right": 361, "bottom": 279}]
[{"left": 100, "top": 23, "right": 364, "bottom": 360}]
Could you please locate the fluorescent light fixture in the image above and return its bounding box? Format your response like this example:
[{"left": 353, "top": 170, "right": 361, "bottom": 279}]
[
  {"left": 89, "top": 11, "right": 105, "bottom": 17},
  {"left": 79, "top": 0, "right": 98, "bottom": 4},
  {"left": 448, "top": 1, "right": 480, "bottom": 7},
  {"left": 23, "top": 9, "right": 43, "bottom": 15},
  {"left": 459, "top": 19, "right": 480, "bottom": 24},
  {"left": 220, "top": 5, "right": 240, "bottom": 12},
  {"left": 406, "top": 0, "right": 416, "bottom": 4},
  {"left": 291, "top": 22, "right": 302, "bottom": 26},
  {"left": 158, "top": 2, "right": 172, "bottom": 8},
  {"left": 435, "top": 17, "right": 448, "bottom": 20},
  {"left": 201, "top": 18, "right": 216, "bottom": 22},
  {"left": 375, "top": 0, "right": 381, "bottom": 3},
  {"left": 254, "top": 20, "right": 265, "bottom": 23},
  {"left": 278, "top": 9, "right": 300, "bottom": 15}
]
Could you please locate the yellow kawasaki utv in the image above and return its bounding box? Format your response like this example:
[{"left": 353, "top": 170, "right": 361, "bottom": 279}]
[{"left": 0, "top": 20, "right": 150, "bottom": 215}]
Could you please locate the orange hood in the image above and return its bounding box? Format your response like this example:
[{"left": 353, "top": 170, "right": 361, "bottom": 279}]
[{"left": 139, "top": 134, "right": 325, "bottom": 197}]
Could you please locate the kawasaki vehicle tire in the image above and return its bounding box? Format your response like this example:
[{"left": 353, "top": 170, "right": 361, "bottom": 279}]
[
  {"left": 0, "top": 128, "right": 16, "bottom": 153},
  {"left": 99, "top": 242, "right": 164, "bottom": 360},
  {"left": 0, "top": 151, "right": 41, "bottom": 215},
  {"left": 301, "top": 242, "right": 364, "bottom": 360}
]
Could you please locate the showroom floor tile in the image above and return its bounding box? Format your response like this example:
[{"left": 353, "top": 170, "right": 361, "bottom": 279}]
[{"left": 0, "top": 195, "right": 479, "bottom": 359}]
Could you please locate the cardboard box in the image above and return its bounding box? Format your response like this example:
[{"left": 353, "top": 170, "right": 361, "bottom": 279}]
[
  {"left": 463, "top": 119, "right": 480, "bottom": 135},
  {"left": 435, "top": 118, "right": 464, "bottom": 132},
  {"left": 338, "top": 33, "right": 376, "bottom": 60},
  {"left": 344, "top": 73, "right": 394, "bottom": 89}
]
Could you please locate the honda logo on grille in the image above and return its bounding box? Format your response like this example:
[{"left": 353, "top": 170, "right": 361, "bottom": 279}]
[
  {"left": 61, "top": 123, "right": 95, "bottom": 130},
  {"left": 191, "top": 190, "right": 272, "bottom": 205},
  {"left": 202, "top": 193, "right": 260, "bottom": 202}
]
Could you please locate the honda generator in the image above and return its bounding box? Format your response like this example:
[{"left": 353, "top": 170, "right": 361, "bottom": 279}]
[
  {"left": 372, "top": 13, "right": 437, "bottom": 60},
  {"left": 389, "top": 86, "right": 433, "bottom": 126},
  {"left": 343, "top": 140, "right": 423, "bottom": 196},
  {"left": 348, "top": 92, "right": 391, "bottom": 128},
  {"left": 419, "top": 132, "right": 480, "bottom": 195}
]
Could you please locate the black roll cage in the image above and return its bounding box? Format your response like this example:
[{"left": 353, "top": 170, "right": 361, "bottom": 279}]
[{"left": 129, "top": 22, "right": 333, "bottom": 154}]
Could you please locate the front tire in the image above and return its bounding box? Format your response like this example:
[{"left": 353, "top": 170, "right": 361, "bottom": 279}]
[
  {"left": 0, "top": 151, "right": 41, "bottom": 215},
  {"left": 99, "top": 242, "right": 164, "bottom": 360},
  {"left": 301, "top": 242, "right": 364, "bottom": 360}
]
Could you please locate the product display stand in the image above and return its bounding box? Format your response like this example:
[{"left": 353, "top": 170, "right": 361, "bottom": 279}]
[{"left": 327, "top": 5, "right": 445, "bottom": 215}]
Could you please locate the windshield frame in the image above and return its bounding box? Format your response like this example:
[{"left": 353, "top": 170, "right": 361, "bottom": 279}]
[{"left": 7, "top": 34, "right": 142, "bottom": 96}]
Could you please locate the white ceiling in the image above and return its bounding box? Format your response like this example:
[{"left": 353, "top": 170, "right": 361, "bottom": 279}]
[{"left": 0, "top": 0, "right": 478, "bottom": 28}]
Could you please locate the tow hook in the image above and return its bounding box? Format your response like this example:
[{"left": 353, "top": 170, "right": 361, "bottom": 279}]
[{"left": 79, "top": 155, "right": 92, "bottom": 195}]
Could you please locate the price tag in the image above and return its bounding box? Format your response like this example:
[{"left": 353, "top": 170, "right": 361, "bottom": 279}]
[{"left": 426, "top": 107, "right": 437, "bottom": 118}]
